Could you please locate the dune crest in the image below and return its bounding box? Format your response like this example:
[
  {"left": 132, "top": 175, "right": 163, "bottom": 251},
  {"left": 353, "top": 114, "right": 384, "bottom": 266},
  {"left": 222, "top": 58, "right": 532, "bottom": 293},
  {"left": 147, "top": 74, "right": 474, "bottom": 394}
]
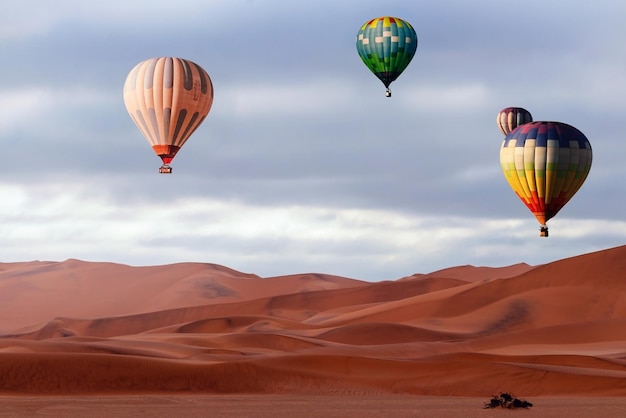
[{"left": 2, "top": 245, "right": 626, "bottom": 396}]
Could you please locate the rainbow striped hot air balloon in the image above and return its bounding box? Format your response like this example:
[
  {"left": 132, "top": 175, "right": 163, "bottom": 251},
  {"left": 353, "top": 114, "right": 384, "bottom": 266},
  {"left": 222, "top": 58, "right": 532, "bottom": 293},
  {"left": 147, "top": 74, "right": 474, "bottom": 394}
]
[
  {"left": 356, "top": 16, "right": 417, "bottom": 97},
  {"left": 123, "top": 57, "right": 214, "bottom": 173},
  {"left": 497, "top": 107, "right": 533, "bottom": 136},
  {"left": 500, "top": 121, "right": 592, "bottom": 237}
]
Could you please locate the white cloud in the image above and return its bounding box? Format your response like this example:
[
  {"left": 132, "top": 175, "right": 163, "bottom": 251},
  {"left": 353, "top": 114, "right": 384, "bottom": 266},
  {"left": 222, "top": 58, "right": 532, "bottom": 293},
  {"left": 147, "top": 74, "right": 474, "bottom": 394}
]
[
  {"left": 0, "top": 89, "right": 50, "bottom": 131},
  {"left": 218, "top": 79, "right": 358, "bottom": 118},
  {"left": 0, "top": 86, "right": 119, "bottom": 137},
  {"left": 0, "top": 1, "right": 235, "bottom": 40},
  {"left": 2, "top": 181, "right": 621, "bottom": 280},
  {"left": 401, "top": 82, "right": 492, "bottom": 112}
]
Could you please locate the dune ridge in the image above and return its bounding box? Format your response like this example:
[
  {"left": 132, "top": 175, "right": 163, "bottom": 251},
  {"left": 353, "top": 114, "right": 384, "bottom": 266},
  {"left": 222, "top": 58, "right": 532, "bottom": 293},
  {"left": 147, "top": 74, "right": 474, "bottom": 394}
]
[{"left": 2, "top": 245, "right": 626, "bottom": 396}]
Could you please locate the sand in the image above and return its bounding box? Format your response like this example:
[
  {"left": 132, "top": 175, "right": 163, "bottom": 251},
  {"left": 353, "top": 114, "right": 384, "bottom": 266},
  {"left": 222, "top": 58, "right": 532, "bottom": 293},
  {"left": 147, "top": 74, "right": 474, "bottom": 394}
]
[
  {"left": 2, "top": 396, "right": 626, "bottom": 417},
  {"left": 1, "top": 245, "right": 626, "bottom": 416}
]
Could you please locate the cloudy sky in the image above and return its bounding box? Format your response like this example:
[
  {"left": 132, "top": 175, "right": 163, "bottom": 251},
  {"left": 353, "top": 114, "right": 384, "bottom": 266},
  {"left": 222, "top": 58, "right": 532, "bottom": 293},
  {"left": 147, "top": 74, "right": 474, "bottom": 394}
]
[{"left": 1, "top": 0, "right": 625, "bottom": 281}]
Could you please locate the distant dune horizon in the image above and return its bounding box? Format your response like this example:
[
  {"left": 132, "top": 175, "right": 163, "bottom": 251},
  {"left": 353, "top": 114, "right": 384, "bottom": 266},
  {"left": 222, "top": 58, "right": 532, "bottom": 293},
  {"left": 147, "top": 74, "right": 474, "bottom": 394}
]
[{"left": 2, "top": 245, "right": 626, "bottom": 400}]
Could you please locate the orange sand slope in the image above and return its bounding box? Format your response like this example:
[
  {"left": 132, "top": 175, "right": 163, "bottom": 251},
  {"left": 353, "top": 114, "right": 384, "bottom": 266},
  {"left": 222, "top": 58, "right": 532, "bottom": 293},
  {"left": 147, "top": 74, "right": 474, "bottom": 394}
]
[{"left": 1, "top": 246, "right": 626, "bottom": 396}]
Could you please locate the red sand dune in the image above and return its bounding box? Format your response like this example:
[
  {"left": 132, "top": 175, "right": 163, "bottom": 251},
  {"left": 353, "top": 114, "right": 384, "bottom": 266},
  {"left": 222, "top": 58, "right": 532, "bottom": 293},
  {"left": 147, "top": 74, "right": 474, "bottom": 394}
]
[{"left": 2, "top": 246, "right": 626, "bottom": 399}]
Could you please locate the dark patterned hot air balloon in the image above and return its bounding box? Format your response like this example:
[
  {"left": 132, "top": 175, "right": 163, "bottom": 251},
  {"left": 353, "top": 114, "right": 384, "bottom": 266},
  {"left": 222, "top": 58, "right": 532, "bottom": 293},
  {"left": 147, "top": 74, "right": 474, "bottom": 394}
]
[
  {"left": 356, "top": 16, "right": 417, "bottom": 97},
  {"left": 123, "top": 57, "right": 214, "bottom": 173},
  {"left": 497, "top": 107, "right": 533, "bottom": 136},
  {"left": 500, "top": 121, "right": 592, "bottom": 237}
]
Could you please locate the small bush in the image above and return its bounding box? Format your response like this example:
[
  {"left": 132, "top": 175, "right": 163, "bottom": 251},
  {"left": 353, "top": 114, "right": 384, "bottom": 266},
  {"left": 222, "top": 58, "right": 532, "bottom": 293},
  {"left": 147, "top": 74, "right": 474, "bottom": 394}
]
[{"left": 483, "top": 392, "right": 533, "bottom": 409}]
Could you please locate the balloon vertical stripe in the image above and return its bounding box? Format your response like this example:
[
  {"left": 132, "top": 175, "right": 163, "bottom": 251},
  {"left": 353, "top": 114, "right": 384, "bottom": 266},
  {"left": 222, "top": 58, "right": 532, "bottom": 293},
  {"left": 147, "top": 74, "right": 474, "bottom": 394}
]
[
  {"left": 172, "top": 109, "right": 189, "bottom": 145},
  {"left": 163, "top": 58, "right": 174, "bottom": 88}
]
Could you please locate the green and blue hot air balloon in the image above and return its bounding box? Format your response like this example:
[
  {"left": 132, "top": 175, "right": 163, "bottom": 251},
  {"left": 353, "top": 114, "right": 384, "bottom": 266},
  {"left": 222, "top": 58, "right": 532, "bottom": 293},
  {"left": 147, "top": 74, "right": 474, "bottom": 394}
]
[{"left": 356, "top": 16, "right": 418, "bottom": 97}]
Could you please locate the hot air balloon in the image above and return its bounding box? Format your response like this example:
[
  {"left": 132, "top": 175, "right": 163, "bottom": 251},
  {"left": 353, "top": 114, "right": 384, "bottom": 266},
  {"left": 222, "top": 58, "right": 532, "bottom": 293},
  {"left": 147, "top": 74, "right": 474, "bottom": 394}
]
[
  {"left": 497, "top": 107, "right": 533, "bottom": 135},
  {"left": 123, "top": 57, "right": 214, "bottom": 173},
  {"left": 356, "top": 16, "right": 417, "bottom": 97},
  {"left": 500, "top": 121, "right": 592, "bottom": 237}
]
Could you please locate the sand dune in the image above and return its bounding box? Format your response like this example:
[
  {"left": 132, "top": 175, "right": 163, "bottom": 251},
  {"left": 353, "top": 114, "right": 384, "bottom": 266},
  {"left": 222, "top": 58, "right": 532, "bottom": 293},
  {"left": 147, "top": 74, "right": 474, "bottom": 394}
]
[{"left": 2, "top": 245, "right": 626, "bottom": 403}]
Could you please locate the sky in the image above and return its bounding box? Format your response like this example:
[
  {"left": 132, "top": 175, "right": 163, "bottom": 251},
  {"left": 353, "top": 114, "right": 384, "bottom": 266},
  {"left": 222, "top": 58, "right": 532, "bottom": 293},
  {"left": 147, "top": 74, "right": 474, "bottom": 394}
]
[{"left": 1, "top": 0, "right": 625, "bottom": 281}]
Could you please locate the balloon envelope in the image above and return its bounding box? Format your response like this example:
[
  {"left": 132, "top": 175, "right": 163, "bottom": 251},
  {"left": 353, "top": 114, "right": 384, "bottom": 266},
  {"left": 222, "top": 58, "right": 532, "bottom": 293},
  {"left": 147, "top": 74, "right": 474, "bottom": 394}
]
[
  {"left": 500, "top": 121, "right": 592, "bottom": 236},
  {"left": 356, "top": 16, "right": 417, "bottom": 95},
  {"left": 123, "top": 57, "right": 214, "bottom": 171},
  {"left": 497, "top": 107, "right": 533, "bottom": 135}
]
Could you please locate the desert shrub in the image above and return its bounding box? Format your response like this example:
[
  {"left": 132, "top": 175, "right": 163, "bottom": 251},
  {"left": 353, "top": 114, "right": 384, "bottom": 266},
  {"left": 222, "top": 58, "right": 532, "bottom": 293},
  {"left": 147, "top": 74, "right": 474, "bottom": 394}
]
[{"left": 483, "top": 392, "right": 533, "bottom": 409}]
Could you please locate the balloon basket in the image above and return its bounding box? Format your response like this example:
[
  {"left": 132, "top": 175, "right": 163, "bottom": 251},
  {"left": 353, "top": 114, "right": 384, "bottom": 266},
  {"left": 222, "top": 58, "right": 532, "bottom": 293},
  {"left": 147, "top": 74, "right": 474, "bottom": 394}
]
[
  {"left": 385, "top": 88, "right": 392, "bottom": 97},
  {"left": 539, "top": 226, "right": 549, "bottom": 237},
  {"left": 159, "top": 165, "right": 172, "bottom": 174}
]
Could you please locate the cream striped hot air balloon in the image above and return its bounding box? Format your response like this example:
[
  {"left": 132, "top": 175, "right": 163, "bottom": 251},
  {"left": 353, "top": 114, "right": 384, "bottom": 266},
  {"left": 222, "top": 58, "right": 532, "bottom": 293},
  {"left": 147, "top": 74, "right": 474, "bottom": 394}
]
[
  {"left": 497, "top": 107, "right": 533, "bottom": 136},
  {"left": 123, "top": 57, "right": 214, "bottom": 173}
]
